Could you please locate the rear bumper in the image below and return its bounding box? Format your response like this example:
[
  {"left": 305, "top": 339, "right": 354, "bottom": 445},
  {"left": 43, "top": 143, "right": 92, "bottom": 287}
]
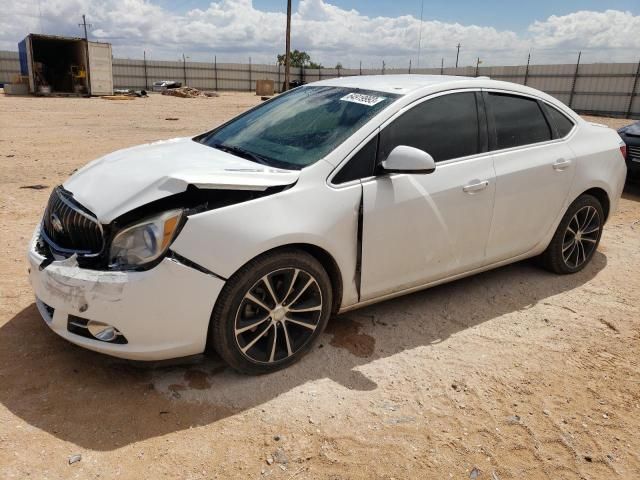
[{"left": 27, "top": 228, "right": 225, "bottom": 361}]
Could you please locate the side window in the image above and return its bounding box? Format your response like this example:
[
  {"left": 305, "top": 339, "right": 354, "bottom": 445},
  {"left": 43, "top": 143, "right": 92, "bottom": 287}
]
[
  {"left": 332, "top": 136, "right": 378, "bottom": 184},
  {"left": 487, "top": 93, "right": 552, "bottom": 149},
  {"left": 378, "top": 92, "right": 480, "bottom": 163},
  {"left": 542, "top": 103, "right": 575, "bottom": 138}
]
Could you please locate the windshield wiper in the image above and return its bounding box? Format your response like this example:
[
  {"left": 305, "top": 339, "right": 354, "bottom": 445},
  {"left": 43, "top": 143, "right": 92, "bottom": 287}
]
[{"left": 212, "top": 143, "right": 270, "bottom": 166}]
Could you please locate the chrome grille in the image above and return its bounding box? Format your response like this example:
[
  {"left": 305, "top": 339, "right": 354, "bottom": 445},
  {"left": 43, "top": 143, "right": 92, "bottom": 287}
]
[
  {"left": 628, "top": 145, "right": 640, "bottom": 160},
  {"left": 41, "top": 187, "right": 104, "bottom": 256}
]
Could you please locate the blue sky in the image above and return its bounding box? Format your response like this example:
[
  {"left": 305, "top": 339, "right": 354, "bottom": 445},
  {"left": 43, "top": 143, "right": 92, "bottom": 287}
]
[
  {"left": 158, "top": 0, "right": 640, "bottom": 32},
  {"left": 3, "top": 0, "right": 640, "bottom": 66}
]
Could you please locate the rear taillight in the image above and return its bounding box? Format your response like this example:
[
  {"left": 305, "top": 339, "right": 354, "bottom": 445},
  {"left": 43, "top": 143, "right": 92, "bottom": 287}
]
[{"left": 620, "top": 144, "right": 627, "bottom": 159}]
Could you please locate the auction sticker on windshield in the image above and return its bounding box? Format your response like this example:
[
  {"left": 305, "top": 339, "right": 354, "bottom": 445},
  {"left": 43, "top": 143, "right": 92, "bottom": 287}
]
[{"left": 340, "top": 92, "right": 387, "bottom": 106}]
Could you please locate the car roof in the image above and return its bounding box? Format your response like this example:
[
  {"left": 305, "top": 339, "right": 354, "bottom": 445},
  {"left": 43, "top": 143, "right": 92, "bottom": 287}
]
[
  {"left": 311, "top": 74, "right": 487, "bottom": 94},
  {"left": 308, "top": 74, "right": 574, "bottom": 117}
]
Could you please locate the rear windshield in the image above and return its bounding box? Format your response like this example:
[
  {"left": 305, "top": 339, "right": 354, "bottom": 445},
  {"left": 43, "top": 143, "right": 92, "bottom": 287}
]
[{"left": 197, "top": 86, "right": 400, "bottom": 170}]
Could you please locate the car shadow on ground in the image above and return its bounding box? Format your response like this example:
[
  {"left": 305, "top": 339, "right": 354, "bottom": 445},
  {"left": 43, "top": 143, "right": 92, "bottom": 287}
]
[
  {"left": 622, "top": 180, "right": 640, "bottom": 200},
  {"left": 0, "top": 253, "right": 606, "bottom": 450}
]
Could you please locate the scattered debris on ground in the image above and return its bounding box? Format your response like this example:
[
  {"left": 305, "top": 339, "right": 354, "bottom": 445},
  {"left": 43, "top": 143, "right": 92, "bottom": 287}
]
[
  {"left": 19, "top": 184, "right": 47, "bottom": 190},
  {"left": 68, "top": 454, "right": 81, "bottom": 465},
  {"left": 161, "top": 86, "right": 219, "bottom": 98},
  {"left": 164, "top": 117, "right": 179, "bottom": 121},
  {"left": 101, "top": 95, "right": 136, "bottom": 101},
  {"left": 114, "top": 88, "right": 148, "bottom": 97}
]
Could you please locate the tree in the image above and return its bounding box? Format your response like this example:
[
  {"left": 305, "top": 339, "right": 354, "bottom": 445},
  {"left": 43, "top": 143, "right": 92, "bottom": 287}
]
[
  {"left": 277, "top": 50, "right": 322, "bottom": 68},
  {"left": 335, "top": 62, "right": 343, "bottom": 70}
]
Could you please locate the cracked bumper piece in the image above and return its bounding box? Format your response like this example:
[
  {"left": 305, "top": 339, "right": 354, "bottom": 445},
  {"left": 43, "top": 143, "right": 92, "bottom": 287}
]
[{"left": 28, "top": 239, "right": 225, "bottom": 361}]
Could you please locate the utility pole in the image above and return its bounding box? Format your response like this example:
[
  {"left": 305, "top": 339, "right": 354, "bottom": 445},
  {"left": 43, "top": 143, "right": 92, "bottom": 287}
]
[
  {"left": 440, "top": 57, "right": 444, "bottom": 75},
  {"left": 78, "top": 14, "right": 92, "bottom": 94},
  {"left": 417, "top": 0, "right": 424, "bottom": 69},
  {"left": 284, "top": 0, "right": 292, "bottom": 91},
  {"left": 78, "top": 14, "right": 92, "bottom": 40},
  {"left": 524, "top": 51, "right": 531, "bottom": 86},
  {"left": 409, "top": 59, "right": 412, "bottom": 74},
  {"left": 455, "top": 43, "right": 461, "bottom": 68},
  {"left": 475, "top": 57, "right": 481, "bottom": 77},
  {"left": 359, "top": 60, "right": 362, "bottom": 75}
]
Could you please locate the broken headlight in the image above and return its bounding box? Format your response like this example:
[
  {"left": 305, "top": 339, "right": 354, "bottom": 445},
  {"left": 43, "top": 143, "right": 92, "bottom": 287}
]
[{"left": 109, "top": 209, "right": 183, "bottom": 269}]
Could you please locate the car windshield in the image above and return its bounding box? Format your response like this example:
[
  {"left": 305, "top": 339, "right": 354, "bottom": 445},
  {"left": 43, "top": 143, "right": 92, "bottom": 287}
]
[{"left": 197, "top": 86, "right": 400, "bottom": 170}]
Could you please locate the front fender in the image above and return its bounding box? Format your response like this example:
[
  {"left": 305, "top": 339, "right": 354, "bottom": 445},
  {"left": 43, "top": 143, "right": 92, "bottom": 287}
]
[{"left": 170, "top": 182, "right": 363, "bottom": 308}]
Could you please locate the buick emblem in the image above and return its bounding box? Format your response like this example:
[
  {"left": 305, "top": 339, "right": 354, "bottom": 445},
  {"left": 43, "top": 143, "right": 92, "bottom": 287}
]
[{"left": 51, "top": 213, "right": 64, "bottom": 234}]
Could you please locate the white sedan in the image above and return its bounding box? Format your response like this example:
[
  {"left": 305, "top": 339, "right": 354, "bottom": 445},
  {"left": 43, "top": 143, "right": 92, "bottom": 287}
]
[{"left": 28, "top": 75, "right": 627, "bottom": 373}]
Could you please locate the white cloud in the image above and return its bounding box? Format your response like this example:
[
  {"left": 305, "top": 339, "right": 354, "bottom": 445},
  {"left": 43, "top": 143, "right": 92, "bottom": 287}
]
[{"left": 1, "top": 0, "right": 638, "bottom": 67}]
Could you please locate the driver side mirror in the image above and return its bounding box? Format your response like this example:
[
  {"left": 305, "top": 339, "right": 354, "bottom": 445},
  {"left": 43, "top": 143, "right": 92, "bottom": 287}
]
[{"left": 380, "top": 146, "right": 436, "bottom": 174}]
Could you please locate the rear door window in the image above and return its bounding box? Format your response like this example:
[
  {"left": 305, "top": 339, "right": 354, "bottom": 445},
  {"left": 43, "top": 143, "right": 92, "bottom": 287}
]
[
  {"left": 486, "top": 93, "right": 552, "bottom": 150},
  {"left": 378, "top": 92, "right": 480, "bottom": 163},
  {"left": 542, "top": 103, "right": 575, "bottom": 138}
]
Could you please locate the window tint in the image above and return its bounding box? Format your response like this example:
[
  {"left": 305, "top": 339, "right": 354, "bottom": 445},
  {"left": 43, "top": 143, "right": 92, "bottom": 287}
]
[
  {"left": 542, "top": 103, "right": 575, "bottom": 138},
  {"left": 378, "top": 92, "right": 480, "bottom": 163},
  {"left": 333, "top": 136, "right": 378, "bottom": 184},
  {"left": 487, "top": 93, "right": 551, "bottom": 149}
]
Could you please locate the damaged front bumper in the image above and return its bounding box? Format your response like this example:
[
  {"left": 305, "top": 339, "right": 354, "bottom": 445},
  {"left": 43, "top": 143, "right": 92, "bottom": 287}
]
[{"left": 27, "top": 227, "right": 225, "bottom": 361}]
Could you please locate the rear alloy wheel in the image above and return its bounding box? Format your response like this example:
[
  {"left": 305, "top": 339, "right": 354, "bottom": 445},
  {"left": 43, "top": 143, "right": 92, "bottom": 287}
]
[
  {"left": 561, "top": 205, "right": 600, "bottom": 269},
  {"left": 540, "top": 194, "right": 604, "bottom": 274},
  {"left": 209, "top": 250, "right": 332, "bottom": 374}
]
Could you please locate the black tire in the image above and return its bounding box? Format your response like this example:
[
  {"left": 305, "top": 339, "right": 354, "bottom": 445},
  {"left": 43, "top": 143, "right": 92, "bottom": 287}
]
[
  {"left": 208, "top": 249, "right": 332, "bottom": 374},
  {"left": 540, "top": 194, "right": 604, "bottom": 274}
]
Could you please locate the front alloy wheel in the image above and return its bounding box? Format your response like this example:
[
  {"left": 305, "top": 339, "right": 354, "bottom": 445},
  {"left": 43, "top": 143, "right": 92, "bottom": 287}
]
[
  {"left": 234, "top": 268, "right": 323, "bottom": 364},
  {"left": 209, "top": 250, "right": 332, "bottom": 374}
]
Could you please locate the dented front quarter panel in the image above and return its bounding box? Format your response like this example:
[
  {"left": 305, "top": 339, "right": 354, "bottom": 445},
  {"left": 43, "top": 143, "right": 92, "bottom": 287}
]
[{"left": 170, "top": 163, "right": 363, "bottom": 309}]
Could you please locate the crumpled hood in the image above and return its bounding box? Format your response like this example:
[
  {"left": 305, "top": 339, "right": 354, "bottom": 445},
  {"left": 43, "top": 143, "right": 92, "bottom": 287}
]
[{"left": 64, "top": 137, "right": 299, "bottom": 222}]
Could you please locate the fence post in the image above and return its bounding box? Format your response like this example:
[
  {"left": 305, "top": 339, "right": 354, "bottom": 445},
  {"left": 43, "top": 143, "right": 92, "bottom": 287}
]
[
  {"left": 143, "top": 50, "right": 148, "bottom": 89},
  {"left": 524, "top": 52, "right": 531, "bottom": 86},
  {"left": 182, "top": 53, "right": 187, "bottom": 86},
  {"left": 568, "top": 51, "right": 581, "bottom": 108},
  {"left": 214, "top": 56, "right": 218, "bottom": 91},
  {"left": 626, "top": 59, "right": 640, "bottom": 119}
]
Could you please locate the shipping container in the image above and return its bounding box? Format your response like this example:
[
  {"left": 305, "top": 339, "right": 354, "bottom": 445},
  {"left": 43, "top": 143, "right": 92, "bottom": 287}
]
[{"left": 18, "top": 34, "right": 113, "bottom": 96}]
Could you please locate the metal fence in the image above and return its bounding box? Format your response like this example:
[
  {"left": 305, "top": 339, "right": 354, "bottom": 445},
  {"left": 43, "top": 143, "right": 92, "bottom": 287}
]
[{"left": 1, "top": 50, "right": 639, "bottom": 119}]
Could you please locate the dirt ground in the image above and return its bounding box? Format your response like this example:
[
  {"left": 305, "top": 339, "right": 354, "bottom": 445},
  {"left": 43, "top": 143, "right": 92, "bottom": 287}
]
[{"left": 0, "top": 92, "right": 639, "bottom": 480}]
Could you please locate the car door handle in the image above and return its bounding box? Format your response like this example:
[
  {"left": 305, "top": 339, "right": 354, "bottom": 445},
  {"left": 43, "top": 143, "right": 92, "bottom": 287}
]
[
  {"left": 463, "top": 180, "right": 489, "bottom": 193},
  {"left": 553, "top": 158, "right": 572, "bottom": 171}
]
